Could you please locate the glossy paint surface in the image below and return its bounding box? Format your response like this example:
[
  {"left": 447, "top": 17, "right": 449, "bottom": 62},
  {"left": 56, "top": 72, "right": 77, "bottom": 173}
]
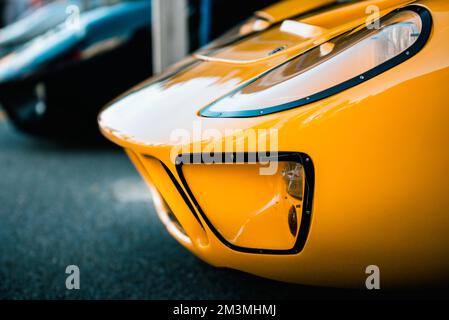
[
  {"left": 182, "top": 162, "right": 303, "bottom": 250},
  {"left": 254, "top": 0, "right": 337, "bottom": 23},
  {"left": 202, "top": 9, "right": 426, "bottom": 116},
  {"left": 0, "top": 1, "right": 151, "bottom": 82},
  {"left": 0, "top": 1, "right": 82, "bottom": 51},
  {"left": 99, "top": 0, "right": 449, "bottom": 287}
]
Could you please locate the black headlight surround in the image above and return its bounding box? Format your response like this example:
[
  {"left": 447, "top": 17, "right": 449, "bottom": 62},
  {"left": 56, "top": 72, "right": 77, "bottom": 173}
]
[
  {"left": 174, "top": 152, "right": 315, "bottom": 255},
  {"left": 200, "top": 5, "right": 432, "bottom": 118}
]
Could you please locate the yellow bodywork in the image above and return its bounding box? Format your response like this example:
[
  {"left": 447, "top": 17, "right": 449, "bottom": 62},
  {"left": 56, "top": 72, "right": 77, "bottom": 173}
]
[
  {"left": 183, "top": 161, "right": 305, "bottom": 250},
  {"left": 99, "top": 0, "right": 449, "bottom": 287}
]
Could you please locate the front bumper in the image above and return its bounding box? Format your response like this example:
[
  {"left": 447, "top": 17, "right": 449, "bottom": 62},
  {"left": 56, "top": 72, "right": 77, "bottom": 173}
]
[
  {"left": 98, "top": 1, "right": 449, "bottom": 287},
  {"left": 99, "top": 54, "right": 449, "bottom": 287},
  {"left": 119, "top": 148, "right": 321, "bottom": 283}
]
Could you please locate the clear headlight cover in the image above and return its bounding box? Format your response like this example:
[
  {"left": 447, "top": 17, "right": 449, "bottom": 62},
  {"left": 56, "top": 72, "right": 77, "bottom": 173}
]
[{"left": 201, "top": 6, "right": 431, "bottom": 118}]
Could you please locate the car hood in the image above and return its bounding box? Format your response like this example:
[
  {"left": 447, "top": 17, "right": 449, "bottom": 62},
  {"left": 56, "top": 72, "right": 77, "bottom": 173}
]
[
  {"left": 0, "top": 1, "right": 150, "bottom": 83},
  {"left": 0, "top": 1, "right": 83, "bottom": 54},
  {"left": 99, "top": 0, "right": 416, "bottom": 147}
]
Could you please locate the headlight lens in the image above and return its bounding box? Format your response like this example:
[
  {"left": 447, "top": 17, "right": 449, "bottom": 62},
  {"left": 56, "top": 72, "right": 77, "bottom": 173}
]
[
  {"left": 282, "top": 162, "right": 304, "bottom": 200},
  {"left": 201, "top": 6, "right": 431, "bottom": 118}
]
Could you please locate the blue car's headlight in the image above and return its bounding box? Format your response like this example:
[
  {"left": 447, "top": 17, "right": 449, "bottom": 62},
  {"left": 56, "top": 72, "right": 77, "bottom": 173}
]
[{"left": 200, "top": 6, "right": 431, "bottom": 118}]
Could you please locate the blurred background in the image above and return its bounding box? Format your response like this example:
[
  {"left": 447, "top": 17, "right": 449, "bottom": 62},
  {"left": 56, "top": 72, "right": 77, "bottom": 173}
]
[{"left": 0, "top": 0, "right": 442, "bottom": 299}]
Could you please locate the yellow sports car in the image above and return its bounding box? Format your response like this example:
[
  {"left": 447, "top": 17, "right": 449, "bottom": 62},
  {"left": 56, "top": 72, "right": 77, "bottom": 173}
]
[{"left": 98, "top": 0, "right": 449, "bottom": 288}]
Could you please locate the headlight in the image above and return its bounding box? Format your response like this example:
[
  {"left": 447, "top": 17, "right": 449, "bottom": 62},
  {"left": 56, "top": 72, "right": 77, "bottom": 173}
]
[
  {"left": 282, "top": 162, "right": 304, "bottom": 201},
  {"left": 200, "top": 6, "right": 432, "bottom": 118},
  {"left": 177, "top": 152, "right": 314, "bottom": 254}
]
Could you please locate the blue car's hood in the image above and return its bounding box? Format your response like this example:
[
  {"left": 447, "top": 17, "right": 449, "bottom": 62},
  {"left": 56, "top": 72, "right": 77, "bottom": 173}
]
[
  {"left": 0, "top": 0, "right": 83, "bottom": 53},
  {"left": 0, "top": 0, "right": 151, "bottom": 83}
]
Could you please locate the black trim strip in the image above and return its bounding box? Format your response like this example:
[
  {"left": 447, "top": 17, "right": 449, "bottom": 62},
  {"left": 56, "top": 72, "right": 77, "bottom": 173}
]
[
  {"left": 200, "top": 6, "right": 432, "bottom": 118},
  {"left": 158, "top": 160, "right": 205, "bottom": 229},
  {"left": 175, "top": 152, "right": 315, "bottom": 255}
]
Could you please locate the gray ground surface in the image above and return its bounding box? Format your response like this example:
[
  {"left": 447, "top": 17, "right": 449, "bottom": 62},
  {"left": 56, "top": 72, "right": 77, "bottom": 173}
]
[{"left": 0, "top": 115, "right": 444, "bottom": 300}]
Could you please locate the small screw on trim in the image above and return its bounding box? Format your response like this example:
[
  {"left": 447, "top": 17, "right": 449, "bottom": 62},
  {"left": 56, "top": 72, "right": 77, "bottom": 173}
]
[{"left": 268, "top": 45, "right": 287, "bottom": 56}]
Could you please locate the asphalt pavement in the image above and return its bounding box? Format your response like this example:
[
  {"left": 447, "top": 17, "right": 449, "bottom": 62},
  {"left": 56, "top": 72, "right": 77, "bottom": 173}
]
[{"left": 0, "top": 113, "right": 444, "bottom": 300}]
